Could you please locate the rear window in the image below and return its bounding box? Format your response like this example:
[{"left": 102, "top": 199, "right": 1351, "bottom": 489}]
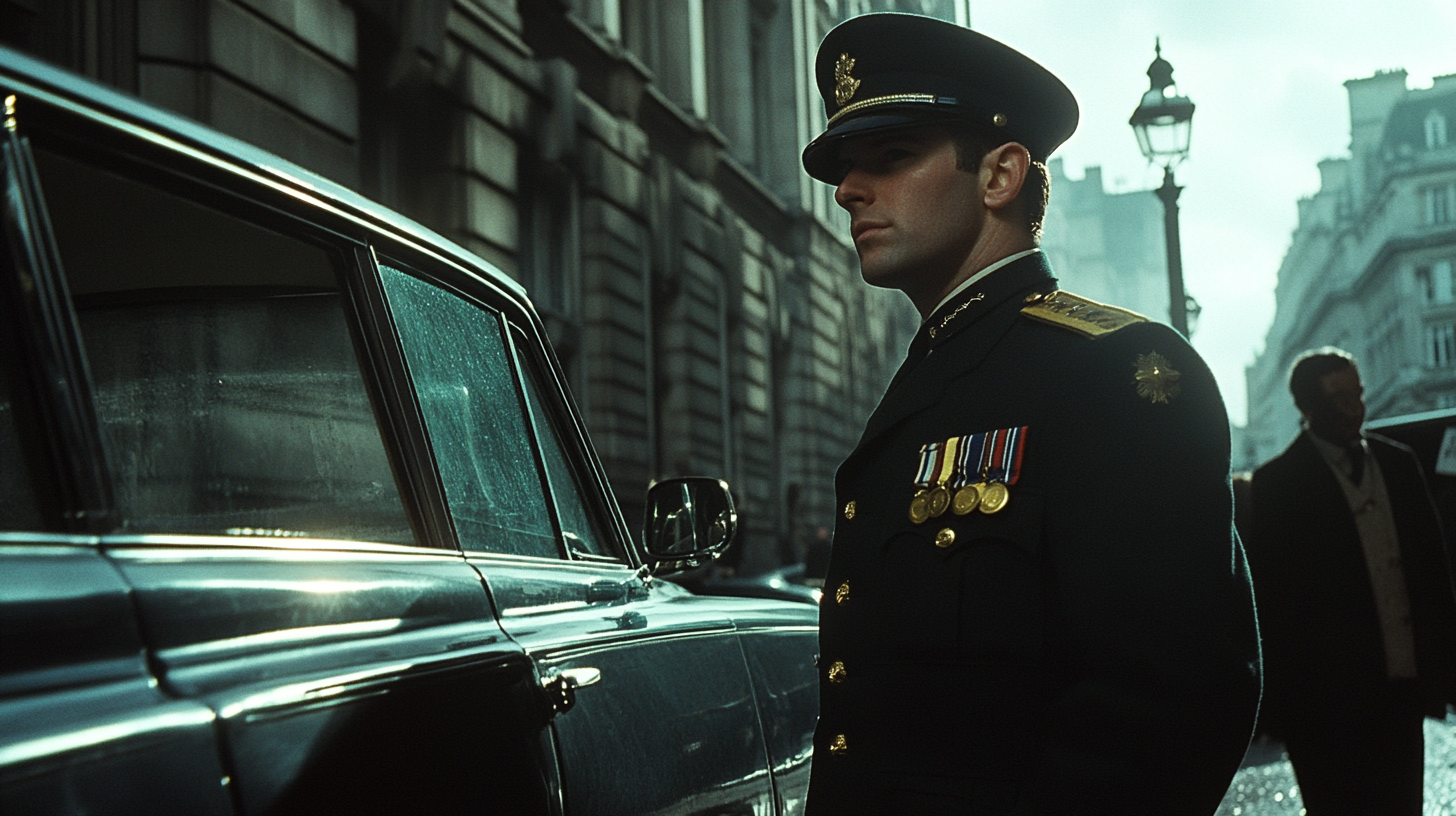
[{"left": 33, "top": 148, "right": 414, "bottom": 544}]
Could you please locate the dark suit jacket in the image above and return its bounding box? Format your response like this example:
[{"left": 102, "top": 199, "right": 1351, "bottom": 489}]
[
  {"left": 1249, "top": 431, "right": 1456, "bottom": 733},
  {"left": 806, "top": 254, "right": 1262, "bottom": 815}
]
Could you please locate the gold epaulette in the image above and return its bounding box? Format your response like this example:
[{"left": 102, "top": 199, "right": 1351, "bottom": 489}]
[{"left": 1019, "top": 290, "right": 1148, "bottom": 339}]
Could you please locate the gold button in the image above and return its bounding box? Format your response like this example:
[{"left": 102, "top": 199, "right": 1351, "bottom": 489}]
[
  {"left": 992, "top": 112, "right": 1008, "bottom": 127},
  {"left": 843, "top": 500, "right": 856, "bottom": 520},
  {"left": 835, "top": 581, "right": 849, "bottom": 604},
  {"left": 934, "top": 528, "right": 956, "bottom": 548},
  {"left": 827, "top": 661, "right": 847, "bottom": 684},
  {"left": 830, "top": 734, "right": 848, "bottom": 755}
]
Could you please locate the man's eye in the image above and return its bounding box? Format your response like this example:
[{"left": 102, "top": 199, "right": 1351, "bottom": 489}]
[{"left": 882, "top": 149, "right": 912, "bottom": 162}]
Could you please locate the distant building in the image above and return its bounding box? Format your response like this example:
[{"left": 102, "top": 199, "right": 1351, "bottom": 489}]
[
  {"left": 1041, "top": 159, "right": 1171, "bottom": 321},
  {"left": 1246, "top": 69, "right": 1456, "bottom": 467},
  {"left": 0, "top": 0, "right": 980, "bottom": 573}
]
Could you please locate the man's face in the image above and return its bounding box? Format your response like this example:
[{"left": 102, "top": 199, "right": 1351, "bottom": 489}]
[
  {"left": 1307, "top": 366, "right": 1365, "bottom": 445},
  {"left": 833, "top": 127, "right": 985, "bottom": 299}
]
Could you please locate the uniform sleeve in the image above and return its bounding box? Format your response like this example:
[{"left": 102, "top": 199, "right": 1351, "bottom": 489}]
[
  {"left": 1023, "top": 322, "right": 1261, "bottom": 813},
  {"left": 1247, "top": 455, "right": 1296, "bottom": 736}
]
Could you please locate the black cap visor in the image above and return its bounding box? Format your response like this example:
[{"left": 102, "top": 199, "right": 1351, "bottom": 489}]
[{"left": 802, "top": 106, "right": 982, "bottom": 185}]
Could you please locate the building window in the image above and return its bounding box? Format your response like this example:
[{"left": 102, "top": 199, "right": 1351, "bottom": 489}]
[
  {"left": 1427, "top": 323, "right": 1456, "bottom": 367},
  {"left": 1424, "top": 184, "right": 1456, "bottom": 225},
  {"left": 573, "top": 0, "right": 622, "bottom": 39},
  {"left": 622, "top": 0, "right": 706, "bottom": 118},
  {"left": 522, "top": 173, "right": 580, "bottom": 319},
  {"left": 1427, "top": 109, "right": 1449, "bottom": 150},
  {"left": 1418, "top": 260, "right": 1455, "bottom": 303}
]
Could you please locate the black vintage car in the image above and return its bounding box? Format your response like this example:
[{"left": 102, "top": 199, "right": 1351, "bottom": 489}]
[
  {"left": 0, "top": 46, "right": 817, "bottom": 815},
  {"left": 1367, "top": 406, "right": 1456, "bottom": 534}
]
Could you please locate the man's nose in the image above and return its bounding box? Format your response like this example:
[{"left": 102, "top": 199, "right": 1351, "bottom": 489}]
[{"left": 834, "top": 169, "right": 869, "bottom": 209}]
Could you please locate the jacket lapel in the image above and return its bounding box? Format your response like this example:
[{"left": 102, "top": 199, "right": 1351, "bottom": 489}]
[
  {"left": 1287, "top": 432, "right": 1355, "bottom": 519},
  {"left": 854, "top": 255, "right": 1054, "bottom": 453}
]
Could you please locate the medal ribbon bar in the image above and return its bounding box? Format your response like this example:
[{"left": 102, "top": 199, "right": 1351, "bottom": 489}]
[
  {"left": 914, "top": 441, "right": 943, "bottom": 488},
  {"left": 918, "top": 426, "right": 1027, "bottom": 488}
]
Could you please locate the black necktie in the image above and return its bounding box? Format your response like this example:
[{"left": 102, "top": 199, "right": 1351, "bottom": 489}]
[{"left": 1347, "top": 442, "right": 1364, "bottom": 485}]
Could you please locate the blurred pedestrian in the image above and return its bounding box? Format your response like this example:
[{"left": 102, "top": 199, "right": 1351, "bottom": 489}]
[
  {"left": 1249, "top": 347, "right": 1456, "bottom": 815},
  {"left": 799, "top": 13, "right": 1261, "bottom": 814}
]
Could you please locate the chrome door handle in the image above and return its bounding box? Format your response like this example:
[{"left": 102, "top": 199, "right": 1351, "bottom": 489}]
[
  {"left": 542, "top": 667, "right": 602, "bottom": 714},
  {"left": 558, "top": 667, "right": 601, "bottom": 688}
]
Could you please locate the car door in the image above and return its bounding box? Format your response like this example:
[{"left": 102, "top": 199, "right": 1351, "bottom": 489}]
[
  {"left": 377, "top": 259, "right": 778, "bottom": 815},
  {"left": 0, "top": 107, "right": 234, "bottom": 815},
  {"left": 12, "top": 109, "right": 553, "bottom": 815}
]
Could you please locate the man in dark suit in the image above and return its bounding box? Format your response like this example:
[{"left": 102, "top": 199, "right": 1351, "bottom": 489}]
[
  {"left": 799, "top": 13, "right": 1262, "bottom": 815},
  {"left": 1250, "top": 348, "right": 1456, "bottom": 815}
]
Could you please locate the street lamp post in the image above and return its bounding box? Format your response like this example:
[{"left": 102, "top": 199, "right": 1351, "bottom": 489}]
[{"left": 1129, "top": 39, "right": 1197, "bottom": 337}]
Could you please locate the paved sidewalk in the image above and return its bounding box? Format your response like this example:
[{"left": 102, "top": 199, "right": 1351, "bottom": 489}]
[{"left": 1215, "top": 714, "right": 1456, "bottom": 815}]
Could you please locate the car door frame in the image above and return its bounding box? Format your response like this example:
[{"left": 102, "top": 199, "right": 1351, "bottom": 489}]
[
  {"left": 0, "top": 80, "right": 234, "bottom": 815},
  {"left": 366, "top": 249, "right": 785, "bottom": 814},
  {"left": 0, "top": 68, "right": 565, "bottom": 816}
]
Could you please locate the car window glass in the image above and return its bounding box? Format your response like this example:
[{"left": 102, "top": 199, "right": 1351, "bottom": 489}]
[
  {"left": 34, "top": 148, "right": 414, "bottom": 544},
  {"left": 0, "top": 360, "right": 42, "bottom": 530},
  {"left": 379, "top": 265, "right": 558, "bottom": 558},
  {"left": 512, "top": 331, "right": 618, "bottom": 560}
]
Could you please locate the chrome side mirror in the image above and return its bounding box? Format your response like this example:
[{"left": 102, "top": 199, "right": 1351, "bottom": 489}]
[{"left": 643, "top": 477, "right": 736, "bottom": 571}]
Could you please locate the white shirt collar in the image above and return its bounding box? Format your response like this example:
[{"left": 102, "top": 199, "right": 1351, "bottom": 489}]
[
  {"left": 1306, "top": 428, "right": 1367, "bottom": 472},
  {"left": 925, "top": 248, "right": 1041, "bottom": 323}
]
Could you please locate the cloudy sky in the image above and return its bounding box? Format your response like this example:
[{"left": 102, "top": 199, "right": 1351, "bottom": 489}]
[{"left": 966, "top": 0, "right": 1456, "bottom": 424}]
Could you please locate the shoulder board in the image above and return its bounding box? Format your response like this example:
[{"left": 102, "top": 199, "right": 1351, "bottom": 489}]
[{"left": 1019, "top": 290, "right": 1148, "bottom": 339}]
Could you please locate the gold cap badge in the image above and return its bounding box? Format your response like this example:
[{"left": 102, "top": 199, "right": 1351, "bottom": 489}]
[
  {"left": 1134, "top": 351, "right": 1181, "bottom": 404},
  {"left": 828, "top": 661, "right": 847, "bottom": 684},
  {"left": 834, "top": 53, "right": 861, "bottom": 106}
]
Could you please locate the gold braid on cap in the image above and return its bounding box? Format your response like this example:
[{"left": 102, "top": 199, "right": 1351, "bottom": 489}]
[{"left": 827, "top": 93, "right": 940, "bottom": 127}]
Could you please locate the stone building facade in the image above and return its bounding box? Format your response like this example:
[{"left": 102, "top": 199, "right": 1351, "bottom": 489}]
[
  {"left": 0, "top": 0, "right": 977, "bottom": 574},
  {"left": 1246, "top": 69, "right": 1456, "bottom": 468},
  {"left": 1040, "top": 158, "right": 1172, "bottom": 323}
]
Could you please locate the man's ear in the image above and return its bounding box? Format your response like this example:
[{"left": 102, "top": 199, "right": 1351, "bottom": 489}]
[{"left": 982, "top": 142, "right": 1030, "bottom": 212}]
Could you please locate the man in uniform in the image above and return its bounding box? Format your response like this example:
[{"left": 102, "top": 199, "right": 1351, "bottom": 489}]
[
  {"left": 1250, "top": 349, "right": 1456, "bottom": 815},
  {"left": 800, "top": 14, "right": 1262, "bottom": 814}
]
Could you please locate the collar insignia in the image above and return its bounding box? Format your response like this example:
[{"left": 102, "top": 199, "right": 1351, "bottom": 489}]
[
  {"left": 834, "top": 53, "right": 861, "bottom": 106},
  {"left": 1133, "top": 351, "right": 1181, "bottom": 404},
  {"left": 927, "top": 293, "right": 984, "bottom": 339}
]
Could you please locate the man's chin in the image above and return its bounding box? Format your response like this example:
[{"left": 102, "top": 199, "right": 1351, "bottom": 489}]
[{"left": 857, "top": 261, "right": 905, "bottom": 290}]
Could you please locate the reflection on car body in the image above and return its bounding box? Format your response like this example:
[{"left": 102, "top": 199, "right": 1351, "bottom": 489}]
[
  {"left": 0, "top": 45, "right": 817, "bottom": 815},
  {"left": 702, "top": 563, "right": 824, "bottom": 606}
]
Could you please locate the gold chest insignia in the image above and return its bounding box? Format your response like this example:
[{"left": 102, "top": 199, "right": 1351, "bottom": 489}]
[
  {"left": 834, "top": 53, "right": 861, "bottom": 106},
  {"left": 1134, "top": 351, "right": 1181, "bottom": 404}
]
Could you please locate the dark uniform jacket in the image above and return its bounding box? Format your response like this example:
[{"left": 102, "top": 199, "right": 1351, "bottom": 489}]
[
  {"left": 1249, "top": 431, "right": 1456, "bottom": 733},
  {"left": 806, "top": 253, "right": 1261, "bottom": 815}
]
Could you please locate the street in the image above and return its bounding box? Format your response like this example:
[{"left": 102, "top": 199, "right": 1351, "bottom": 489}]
[{"left": 1215, "top": 713, "right": 1456, "bottom": 815}]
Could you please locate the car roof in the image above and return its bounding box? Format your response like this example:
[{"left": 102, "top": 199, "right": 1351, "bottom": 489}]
[
  {"left": 1366, "top": 406, "right": 1456, "bottom": 433},
  {"left": 0, "top": 44, "right": 529, "bottom": 305}
]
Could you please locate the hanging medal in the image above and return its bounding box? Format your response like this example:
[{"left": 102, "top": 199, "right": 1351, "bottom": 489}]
[
  {"left": 909, "top": 441, "right": 941, "bottom": 524},
  {"left": 952, "top": 431, "right": 987, "bottom": 515},
  {"left": 926, "top": 435, "right": 958, "bottom": 518},
  {"left": 976, "top": 426, "right": 1027, "bottom": 514}
]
